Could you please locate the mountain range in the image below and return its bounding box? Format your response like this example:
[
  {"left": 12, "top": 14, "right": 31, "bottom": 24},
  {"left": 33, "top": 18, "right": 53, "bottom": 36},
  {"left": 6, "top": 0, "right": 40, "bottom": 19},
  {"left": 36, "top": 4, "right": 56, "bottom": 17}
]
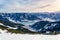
[{"left": 0, "top": 12, "right": 60, "bottom": 34}]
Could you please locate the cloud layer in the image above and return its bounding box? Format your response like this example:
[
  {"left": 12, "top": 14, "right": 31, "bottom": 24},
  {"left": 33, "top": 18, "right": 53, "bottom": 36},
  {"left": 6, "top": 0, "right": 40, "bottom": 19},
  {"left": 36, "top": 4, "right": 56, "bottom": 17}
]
[{"left": 0, "top": 0, "right": 59, "bottom": 12}]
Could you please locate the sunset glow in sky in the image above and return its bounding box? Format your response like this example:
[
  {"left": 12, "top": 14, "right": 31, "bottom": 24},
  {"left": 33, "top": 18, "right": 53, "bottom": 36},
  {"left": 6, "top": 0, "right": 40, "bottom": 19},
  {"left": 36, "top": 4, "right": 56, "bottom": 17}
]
[{"left": 0, "top": 0, "right": 60, "bottom": 12}]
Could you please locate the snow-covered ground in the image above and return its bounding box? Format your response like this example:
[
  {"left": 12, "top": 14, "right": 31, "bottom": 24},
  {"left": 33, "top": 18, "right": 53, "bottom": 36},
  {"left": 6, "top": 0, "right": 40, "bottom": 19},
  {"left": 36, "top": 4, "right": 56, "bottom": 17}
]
[{"left": 0, "top": 29, "right": 60, "bottom": 40}]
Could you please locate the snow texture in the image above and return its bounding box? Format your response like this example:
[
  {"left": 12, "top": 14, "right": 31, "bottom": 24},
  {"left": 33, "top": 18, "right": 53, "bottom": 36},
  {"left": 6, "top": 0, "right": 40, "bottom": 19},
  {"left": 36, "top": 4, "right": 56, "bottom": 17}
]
[{"left": 0, "top": 29, "right": 60, "bottom": 40}]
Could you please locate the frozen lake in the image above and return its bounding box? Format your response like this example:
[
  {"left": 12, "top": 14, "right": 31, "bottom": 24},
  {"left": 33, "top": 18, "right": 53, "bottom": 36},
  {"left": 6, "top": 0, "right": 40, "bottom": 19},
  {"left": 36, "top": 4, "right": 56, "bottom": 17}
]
[{"left": 20, "top": 20, "right": 39, "bottom": 26}]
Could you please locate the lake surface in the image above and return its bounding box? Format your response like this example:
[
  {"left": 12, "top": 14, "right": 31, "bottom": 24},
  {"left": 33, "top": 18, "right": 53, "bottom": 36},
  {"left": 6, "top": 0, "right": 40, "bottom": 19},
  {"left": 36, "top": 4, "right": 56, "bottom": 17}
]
[{"left": 20, "top": 20, "right": 39, "bottom": 26}]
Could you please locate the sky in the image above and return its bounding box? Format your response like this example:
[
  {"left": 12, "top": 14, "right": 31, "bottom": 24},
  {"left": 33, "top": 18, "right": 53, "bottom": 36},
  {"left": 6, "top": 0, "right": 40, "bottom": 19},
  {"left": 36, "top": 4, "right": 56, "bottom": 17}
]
[{"left": 0, "top": 0, "right": 60, "bottom": 12}]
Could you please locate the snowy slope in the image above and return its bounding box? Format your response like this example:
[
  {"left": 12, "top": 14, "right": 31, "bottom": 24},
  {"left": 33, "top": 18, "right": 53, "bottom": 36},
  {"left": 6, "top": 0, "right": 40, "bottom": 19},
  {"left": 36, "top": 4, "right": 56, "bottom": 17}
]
[{"left": 0, "top": 29, "right": 60, "bottom": 40}]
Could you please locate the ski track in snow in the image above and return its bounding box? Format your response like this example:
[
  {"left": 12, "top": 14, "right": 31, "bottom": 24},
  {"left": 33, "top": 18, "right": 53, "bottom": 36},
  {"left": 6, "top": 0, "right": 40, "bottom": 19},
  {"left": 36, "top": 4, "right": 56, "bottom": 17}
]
[{"left": 0, "top": 29, "right": 60, "bottom": 40}]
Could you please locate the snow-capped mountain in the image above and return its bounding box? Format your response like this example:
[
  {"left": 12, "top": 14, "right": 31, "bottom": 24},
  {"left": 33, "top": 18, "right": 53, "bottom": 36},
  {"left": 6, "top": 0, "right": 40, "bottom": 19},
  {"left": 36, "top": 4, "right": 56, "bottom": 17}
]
[
  {"left": 0, "top": 12, "right": 60, "bottom": 34},
  {"left": 31, "top": 21, "right": 60, "bottom": 33},
  {"left": 0, "top": 13, "right": 60, "bottom": 22}
]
